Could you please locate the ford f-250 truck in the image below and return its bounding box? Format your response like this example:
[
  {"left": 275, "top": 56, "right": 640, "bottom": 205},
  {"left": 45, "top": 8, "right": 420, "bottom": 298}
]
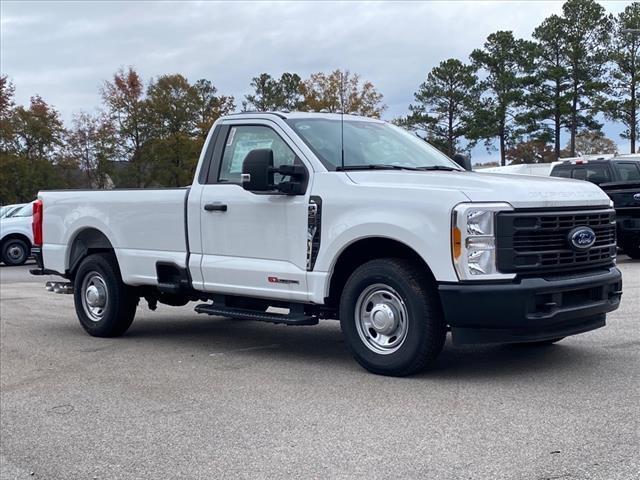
[{"left": 31, "top": 112, "right": 623, "bottom": 376}]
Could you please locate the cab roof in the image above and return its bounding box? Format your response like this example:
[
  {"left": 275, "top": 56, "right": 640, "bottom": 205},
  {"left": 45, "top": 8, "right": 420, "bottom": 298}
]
[{"left": 223, "top": 111, "right": 384, "bottom": 123}]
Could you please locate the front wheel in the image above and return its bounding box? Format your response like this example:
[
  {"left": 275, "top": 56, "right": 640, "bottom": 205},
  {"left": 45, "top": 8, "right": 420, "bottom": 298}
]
[
  {"left": 73, "top": 253, "right": 138, "bottom": 337},
  {"left": 339, "top": 258, "right": 446, "bottom": 376},
  {"left": 1, "top": 238, "right": 30, "bottom": 266}
]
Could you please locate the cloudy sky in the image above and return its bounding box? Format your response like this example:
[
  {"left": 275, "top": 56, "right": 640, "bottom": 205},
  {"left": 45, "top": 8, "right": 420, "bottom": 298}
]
[{"left": 0, "top": 0, "right": 631, "bottom": 161}]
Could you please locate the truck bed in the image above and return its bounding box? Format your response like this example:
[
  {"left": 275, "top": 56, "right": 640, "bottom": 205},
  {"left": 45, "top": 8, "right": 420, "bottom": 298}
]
[{"left": 39, "top": 188, "right": 189, "bottom": 286}]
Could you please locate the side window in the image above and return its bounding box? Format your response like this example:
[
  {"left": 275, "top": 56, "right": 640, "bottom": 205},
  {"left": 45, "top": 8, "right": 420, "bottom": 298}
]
[
  {"left": 551, "top": 167, "right": 572, "bottom": 178},
  {"left": 584, "top": 165, "right": 611, "bottom": 183},
  {"left": 218, "top": 125, "right": 297, "bottom": 183},
  {"left": 571, "top": 165, "right": 611, "bottom": 183},
  {"left": 572, "top": 167, "right": 587, "bottom": 180},
  {"left": 616, "top": 162, "right": 640, "bottom": 181}
]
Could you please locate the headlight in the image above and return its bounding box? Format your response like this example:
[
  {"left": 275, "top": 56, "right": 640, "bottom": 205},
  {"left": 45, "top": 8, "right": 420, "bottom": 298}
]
[{"left": 451, "top": 202, "right": 515, "bottom": 281}]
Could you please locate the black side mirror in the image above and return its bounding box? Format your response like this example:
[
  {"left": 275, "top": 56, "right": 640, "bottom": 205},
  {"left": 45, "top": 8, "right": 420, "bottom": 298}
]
[
  {"left": 242, "top": 149, "right": 274, "bottom": 192},
  {"left": 242, "top": 148, "right": 308, "bottom": 195},
  {"left": 452, "top": 153, "right": 472, "bottom": 171}
]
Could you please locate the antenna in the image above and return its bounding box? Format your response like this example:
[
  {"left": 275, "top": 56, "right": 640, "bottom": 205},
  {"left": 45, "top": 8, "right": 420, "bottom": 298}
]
[{"left": 340, "top": 70, "right": 345, "bottom": 169}]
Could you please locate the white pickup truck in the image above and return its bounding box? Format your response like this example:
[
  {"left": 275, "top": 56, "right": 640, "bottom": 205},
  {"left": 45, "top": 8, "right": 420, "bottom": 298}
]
[{"left": 31, "top": 112, "right": 623, "bottom": 376}]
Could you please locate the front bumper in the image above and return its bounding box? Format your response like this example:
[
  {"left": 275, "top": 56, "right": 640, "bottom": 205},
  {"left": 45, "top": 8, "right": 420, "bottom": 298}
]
[{"left": 438, "top": 267, "right": 622, "bottom": 344}]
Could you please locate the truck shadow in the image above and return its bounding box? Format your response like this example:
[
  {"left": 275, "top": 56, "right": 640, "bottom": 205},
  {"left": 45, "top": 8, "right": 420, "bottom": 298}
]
[
  {"left": 115, "top": 314, "right": 603, "bottom": 381},
  {"left": 424, "top": 341, "right": 602, "bottom": 380}
]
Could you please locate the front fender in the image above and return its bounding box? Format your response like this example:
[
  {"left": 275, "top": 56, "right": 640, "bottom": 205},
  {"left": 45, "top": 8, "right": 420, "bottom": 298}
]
[
  {"left": 0, "top": 220, "right": 34, "bottom": 244},
  {"left": 314, "top": 205, "right": 459, "bottom": 284}
]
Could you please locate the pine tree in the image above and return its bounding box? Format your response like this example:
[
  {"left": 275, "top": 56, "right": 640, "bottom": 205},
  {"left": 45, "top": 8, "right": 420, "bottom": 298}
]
[
  {"left": 406, "top": 59, "right": 480, "bottom": 156},
  {"left": 561, "top": 0, "right": 613, "bottom": 156},
  {"left": 529, "top": 14, "right": 573, "bottom": 160},
  {"left": 470, "top": 31, "right": 537, "bottom": 165},
  {"left": 600, "top": 3, "right": 640, "bottom": 153}
]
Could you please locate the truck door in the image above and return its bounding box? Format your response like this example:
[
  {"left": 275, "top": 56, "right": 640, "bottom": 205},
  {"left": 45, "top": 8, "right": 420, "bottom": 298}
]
[{"left": 197, "top": 120, "right": 312, "bottom": 302}]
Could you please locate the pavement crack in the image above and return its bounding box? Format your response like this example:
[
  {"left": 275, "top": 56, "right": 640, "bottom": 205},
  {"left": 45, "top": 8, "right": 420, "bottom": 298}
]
[
  {"left": 47, "top": 404, "right": 74, "bottom": 415},
  {"left": 208, "top": 343, "right": 280, "bottom": 356}
]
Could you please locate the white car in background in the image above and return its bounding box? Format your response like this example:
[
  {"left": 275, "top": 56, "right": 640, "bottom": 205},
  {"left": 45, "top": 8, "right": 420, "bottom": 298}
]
[
  {"left": 1, "top": 203, "right": 26, "bottom": 219},
  {"left": 0, "top": 202, "right": 34, "bottom": 265}
]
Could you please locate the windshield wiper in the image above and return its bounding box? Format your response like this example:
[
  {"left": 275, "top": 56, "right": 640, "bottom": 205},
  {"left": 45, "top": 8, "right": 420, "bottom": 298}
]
[
  {"left": 415, "top": 165, "right": 462, "bottom": 171},
  {"left": 336, "top": 164, "right": 463, "bottom": 172},
  {"left": 336, "top": 164, "right": 423, "bottom": 171}
]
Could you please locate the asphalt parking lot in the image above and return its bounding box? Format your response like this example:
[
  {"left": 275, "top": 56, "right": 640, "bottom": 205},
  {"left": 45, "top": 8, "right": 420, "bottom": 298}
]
[{"left": 1, "top": 259, "right": 638, "bottom": 480}]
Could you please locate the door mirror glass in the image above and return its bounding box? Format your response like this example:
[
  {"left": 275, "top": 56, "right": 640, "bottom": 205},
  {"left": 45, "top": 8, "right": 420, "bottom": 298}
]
[
  {"left": 242, "top": 149, "right": 274, "bottom": 192},
  {"left": 452, "top": 153, "right": 472, "bottom": 171}
]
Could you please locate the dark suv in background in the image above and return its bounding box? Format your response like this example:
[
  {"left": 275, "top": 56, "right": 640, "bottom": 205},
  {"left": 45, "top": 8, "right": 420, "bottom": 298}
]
[{"left": 550, "top": 157, "right": 640, "bottom": 259}]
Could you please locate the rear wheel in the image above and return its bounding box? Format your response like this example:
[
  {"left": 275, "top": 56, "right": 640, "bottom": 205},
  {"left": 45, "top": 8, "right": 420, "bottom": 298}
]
[
  {"left": 73, "top": 253, "right": 138, "bottom": 337},
  {"left": 339, "top": 258, "right": 446, "bottom": 376},
  {"left": 1, "top": 238, "right": 30, "bottom": 266}
]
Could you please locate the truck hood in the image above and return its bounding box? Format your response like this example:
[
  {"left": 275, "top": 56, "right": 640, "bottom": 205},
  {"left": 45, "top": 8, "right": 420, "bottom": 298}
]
[{"left": 345, "top": 170, "right": 611, "bottom": 209}]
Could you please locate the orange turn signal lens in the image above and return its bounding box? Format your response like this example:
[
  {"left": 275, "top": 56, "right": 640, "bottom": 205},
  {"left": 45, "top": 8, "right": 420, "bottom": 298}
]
[{"left": 452, "top": 226, "right": 461, "bottom": 260}]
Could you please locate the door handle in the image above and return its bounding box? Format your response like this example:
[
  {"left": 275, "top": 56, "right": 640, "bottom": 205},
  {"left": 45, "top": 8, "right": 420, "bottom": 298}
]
[{"left": 204, "top": 203, "right": 228, "bottom": 212}]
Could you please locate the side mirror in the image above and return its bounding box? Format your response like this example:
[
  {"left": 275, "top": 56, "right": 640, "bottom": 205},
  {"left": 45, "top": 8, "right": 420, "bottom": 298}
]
[
  {"left": 241, "top": 148, "right": 308, "bottom": 195},
  {"left": 452, "top": 153, "right": 472, "bottom": 171},
  {"left": 242, "top": 149, "right": 274, "bottom": 192}
]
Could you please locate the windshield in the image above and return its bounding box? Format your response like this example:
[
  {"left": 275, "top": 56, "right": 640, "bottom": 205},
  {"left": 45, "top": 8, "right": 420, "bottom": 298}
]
[
  {"left": 2, "top": 204, "right": 25, "bottom": 218},
  {"left": 7, "top": 203, "right": 32, "bottom": 218},
  {"left": 287, "top": 118, "right": 461, "bottom": 171}
]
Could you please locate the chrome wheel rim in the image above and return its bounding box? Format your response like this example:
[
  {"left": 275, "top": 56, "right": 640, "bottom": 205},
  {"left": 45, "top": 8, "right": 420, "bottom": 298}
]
[
  {"left": 81, "top": 272, "right": 108, "bottom": 322},
  {"left": 354, "top": 284, "right": 409, "bottom": 355},
  {"left": 7, "top": 244, "right": 25, "bottom": 261}
]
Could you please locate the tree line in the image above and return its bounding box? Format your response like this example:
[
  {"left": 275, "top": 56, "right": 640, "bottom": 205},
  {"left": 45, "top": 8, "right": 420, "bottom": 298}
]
[
  {"left": 400, "top": 0, "right": 638, "bottom": 165},
  {"left": 0, "top": 68, "right": 385, "bottom": 204},
  {"left": 0, "top": 0, "right": 637, "bottom": 204}
]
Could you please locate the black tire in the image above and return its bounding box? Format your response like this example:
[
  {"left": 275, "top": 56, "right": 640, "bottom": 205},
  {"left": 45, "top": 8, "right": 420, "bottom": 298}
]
[
  {"left": 73, "top": 253, "right": 138, "bottom": 337},
  {"left": 339, "top": 258, "right": 446, "bottom": 376},
  {"left": 1, "top": 238, "right": 30, "bottom": 266}
]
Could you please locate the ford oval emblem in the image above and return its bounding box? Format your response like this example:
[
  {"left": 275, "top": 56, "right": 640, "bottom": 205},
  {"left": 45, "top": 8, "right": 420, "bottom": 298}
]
[{"left": 568, "top": 226, "right": 596, "bottom": 251}]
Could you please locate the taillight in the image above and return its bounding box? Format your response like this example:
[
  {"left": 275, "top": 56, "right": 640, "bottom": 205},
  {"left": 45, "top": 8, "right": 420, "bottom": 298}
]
[{"left": 32, "top": 199, "right": 43, "bottom": 246}]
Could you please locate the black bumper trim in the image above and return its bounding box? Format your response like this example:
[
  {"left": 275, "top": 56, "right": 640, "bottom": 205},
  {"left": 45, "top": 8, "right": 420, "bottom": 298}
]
[{"left": 438, "top": 267, "right": 622, "bottom": 345}]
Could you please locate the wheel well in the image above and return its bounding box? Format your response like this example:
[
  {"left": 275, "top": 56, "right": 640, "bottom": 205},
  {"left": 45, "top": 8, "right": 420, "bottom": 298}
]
[
  {"left": 1, "top": 233, "right": 31, "bottom": 249},
  {"left": 68, "top": 228, "right": 114, "bottom": 277},
  {"left": 326, "top": 237, "right": 434, "bottom": 307}
]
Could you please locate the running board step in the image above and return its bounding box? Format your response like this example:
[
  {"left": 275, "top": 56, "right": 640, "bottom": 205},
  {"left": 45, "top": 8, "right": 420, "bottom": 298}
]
[
  {"left": 194, "top": 304, "right": 318, "bottom": 326},
  {"left": 157, "top": 282, "right": 181, "bottom": 294}
]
